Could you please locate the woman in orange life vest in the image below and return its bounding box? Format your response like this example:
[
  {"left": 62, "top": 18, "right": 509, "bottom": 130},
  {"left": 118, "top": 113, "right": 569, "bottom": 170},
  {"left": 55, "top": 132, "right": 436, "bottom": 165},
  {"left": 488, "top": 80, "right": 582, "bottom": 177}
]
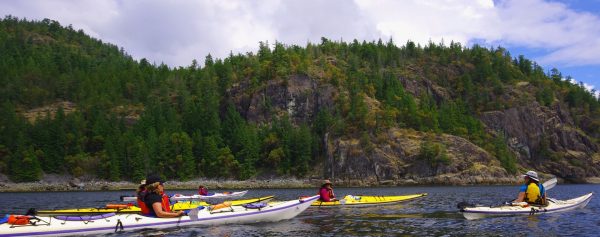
[
  {"left": 319, "top": 180, "right": 337, "bottom": 202},
  {"left": 136, "top": 179, "right": 151, "bottom": 215},
  {"left": 514, "top": 170, "right": 547, "bottom": 205},
  {"left": 143, "top": 175, "right": 184, "bottom": 218}
]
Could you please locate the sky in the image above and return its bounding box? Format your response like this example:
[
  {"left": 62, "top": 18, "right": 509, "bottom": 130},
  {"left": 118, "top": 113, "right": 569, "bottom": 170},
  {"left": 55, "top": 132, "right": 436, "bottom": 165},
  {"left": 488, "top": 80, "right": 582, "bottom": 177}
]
[{"left": 1, "top": 0, "right": 599, "bottom": 96}]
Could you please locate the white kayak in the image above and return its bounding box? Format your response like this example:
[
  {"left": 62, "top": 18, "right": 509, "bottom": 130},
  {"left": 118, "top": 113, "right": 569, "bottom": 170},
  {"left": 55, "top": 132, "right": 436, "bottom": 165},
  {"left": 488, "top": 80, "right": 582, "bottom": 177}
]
[
  {"left": 0, "top": 195, "right": 319, "bottom": 237},
  {"left": 460, "top": 192, "right": 593, "bottom": 220},
  {"left": 121, "top": 190, "right": 248, "bottom": 202}
]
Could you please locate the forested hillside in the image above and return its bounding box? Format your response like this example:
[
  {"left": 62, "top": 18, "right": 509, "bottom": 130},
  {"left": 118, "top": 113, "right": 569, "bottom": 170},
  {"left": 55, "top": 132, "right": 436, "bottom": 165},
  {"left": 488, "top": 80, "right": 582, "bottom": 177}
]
[{"left": 1, "top": 17, "right": 598, "bottom": 183}]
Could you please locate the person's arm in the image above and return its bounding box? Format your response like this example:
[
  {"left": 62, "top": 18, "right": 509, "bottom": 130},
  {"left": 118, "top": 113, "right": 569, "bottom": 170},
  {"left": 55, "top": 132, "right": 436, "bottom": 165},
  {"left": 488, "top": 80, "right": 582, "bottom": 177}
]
[
  {"left": 514, "top": 192, "right": 525, "bottom": 203},
  {"left": 514, "top": 184, "right": 527, "bottom": 203},
  {"left": 152, "top": 202, "right": 184, "bottom": 218}
]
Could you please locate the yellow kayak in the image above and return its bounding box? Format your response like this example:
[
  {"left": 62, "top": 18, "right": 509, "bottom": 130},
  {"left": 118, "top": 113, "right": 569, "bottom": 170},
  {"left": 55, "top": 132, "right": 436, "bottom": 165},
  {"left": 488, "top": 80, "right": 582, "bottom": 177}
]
[
  {"left": 311, "top": 193, "right": 427, "bottom": 207},
  {"left": 36, "top": 196, "right": 275, "bottom": 215}
]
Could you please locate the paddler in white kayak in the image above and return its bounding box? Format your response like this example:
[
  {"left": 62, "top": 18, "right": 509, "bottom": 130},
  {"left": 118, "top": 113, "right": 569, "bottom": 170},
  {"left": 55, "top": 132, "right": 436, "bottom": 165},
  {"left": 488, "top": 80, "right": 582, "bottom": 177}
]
[
  {"left": 512, "top": 170, "right": 547, "bottom": 206},
  {"left": 143, "top": 175, "right": 185, "bottom": 218}
]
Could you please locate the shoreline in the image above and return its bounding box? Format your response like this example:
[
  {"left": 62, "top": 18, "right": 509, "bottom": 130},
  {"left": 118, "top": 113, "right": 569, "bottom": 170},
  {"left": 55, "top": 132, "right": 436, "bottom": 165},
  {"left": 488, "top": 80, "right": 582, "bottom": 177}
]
[{"left": 1, "top": 175, "right": 597, "bottom": 193}]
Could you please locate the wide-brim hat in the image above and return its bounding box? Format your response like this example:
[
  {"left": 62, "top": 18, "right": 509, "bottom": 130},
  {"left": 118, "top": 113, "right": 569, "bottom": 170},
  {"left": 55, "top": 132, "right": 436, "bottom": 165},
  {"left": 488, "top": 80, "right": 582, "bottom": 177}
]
[
  {"left": 140, "top": 179, "right": 146, "bottom": 185},
  {"left": 145, "top": 175, "right": 165, "bottom": 185},
  {"left": 522, "top": 170, "right": 539, "bottom": 182}
]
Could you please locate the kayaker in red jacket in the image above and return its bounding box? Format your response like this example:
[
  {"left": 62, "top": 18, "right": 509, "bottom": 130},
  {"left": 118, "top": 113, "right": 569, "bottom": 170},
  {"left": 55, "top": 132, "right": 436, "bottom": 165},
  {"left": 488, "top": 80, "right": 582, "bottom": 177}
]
[
  {"left": 136, "top": 179, "right": 150, "bottom": 215},
  {"left": 319, "top": 180, "right": 337, "bottom": 202},
  {"left": 198, "top": 185, "right": 208, "bottom": 196}
]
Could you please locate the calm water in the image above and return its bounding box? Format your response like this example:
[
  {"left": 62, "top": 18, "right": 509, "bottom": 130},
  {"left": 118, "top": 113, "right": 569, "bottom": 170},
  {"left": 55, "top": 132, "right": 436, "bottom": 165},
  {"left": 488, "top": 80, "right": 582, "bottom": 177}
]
[{"left": 0, "top": 184, "right": 597, "bottom": 236}]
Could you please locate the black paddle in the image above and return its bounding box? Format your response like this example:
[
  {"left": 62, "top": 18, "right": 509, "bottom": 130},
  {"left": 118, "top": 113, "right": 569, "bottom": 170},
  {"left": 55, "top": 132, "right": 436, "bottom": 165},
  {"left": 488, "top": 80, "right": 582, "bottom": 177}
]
[{"left": 457, "top": 201, "right": 476, "bottom": 210}]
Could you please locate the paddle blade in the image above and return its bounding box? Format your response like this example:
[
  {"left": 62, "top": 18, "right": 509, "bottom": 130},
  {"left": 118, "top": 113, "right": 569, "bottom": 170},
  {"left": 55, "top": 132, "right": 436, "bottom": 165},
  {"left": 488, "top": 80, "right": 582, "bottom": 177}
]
[
  {"left": 188, "top": 207, "right": 199, "bottom": 221},
  {"left": 543, "top": 178, "right": 557, "bottom": 190}
]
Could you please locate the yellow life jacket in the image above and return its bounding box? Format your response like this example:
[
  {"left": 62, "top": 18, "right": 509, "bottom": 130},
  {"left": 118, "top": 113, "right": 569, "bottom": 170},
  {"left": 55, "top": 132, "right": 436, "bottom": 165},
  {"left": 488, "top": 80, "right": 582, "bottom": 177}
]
[{"left": 524, "top": 182, "right": 545, "bottom": 205}]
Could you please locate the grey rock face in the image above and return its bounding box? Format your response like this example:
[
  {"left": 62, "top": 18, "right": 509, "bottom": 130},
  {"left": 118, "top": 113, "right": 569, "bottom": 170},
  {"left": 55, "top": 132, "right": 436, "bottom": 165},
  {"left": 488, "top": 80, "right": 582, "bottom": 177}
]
[
  {"left": 230, "top": 74, "right": 335, "bottom": 125},
  {"left": 480, "top": 102, "right": 600, "bottom": 180}
]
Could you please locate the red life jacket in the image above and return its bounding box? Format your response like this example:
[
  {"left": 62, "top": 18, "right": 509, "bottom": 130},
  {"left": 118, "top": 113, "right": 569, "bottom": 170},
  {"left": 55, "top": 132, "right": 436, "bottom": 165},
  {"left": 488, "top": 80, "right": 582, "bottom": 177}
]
[
  {"left": 138, "top": 198, "right": 150, "bottom": 215},
  {"left": 137, "top": 189, "right": 150, "bottom": 215},
  {"left": 318, "top": 187, "right": 335, "bottom": 202},
  {"left": 7, "top": 215, "right": 29, "bottom": 225},
  {"left": 198, "top": 187, "right": 208, "bottom": 196},
  {"left": 161, "top": 193, "right": 171, "bottom": 212}
]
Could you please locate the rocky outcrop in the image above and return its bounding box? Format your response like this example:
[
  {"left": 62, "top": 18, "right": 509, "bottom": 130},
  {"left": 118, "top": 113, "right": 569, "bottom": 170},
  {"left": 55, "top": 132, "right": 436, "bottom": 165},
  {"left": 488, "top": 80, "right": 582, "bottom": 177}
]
[
  {"left": 229, "top": 74, "right": 336, "bottom": 124},
  {"left": 480, "top": 102, "right": 600, "bottom": 181},
  {"left": 20, "top": 101, "right": 76, "bottom": 123},
  {"left": 326, "top": 128, "right": 515, "bottom": 185},
  {"left": 399, "top": 76, "right": 451, "bottom": 103}
]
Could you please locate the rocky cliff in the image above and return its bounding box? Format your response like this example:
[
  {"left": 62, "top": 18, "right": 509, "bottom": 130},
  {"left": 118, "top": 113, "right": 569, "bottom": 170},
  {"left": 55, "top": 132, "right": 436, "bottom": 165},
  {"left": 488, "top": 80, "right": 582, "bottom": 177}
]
[
  {"left": 229, "top": 73, "right": 599, "bottom": 184},
  {"left": 480, "top": 102, "right": 599, "bottom": 182},
  {"left": 325, "top": 128, "right": 515, "bottom": 185},
  {"left": 228, "top": 74, "right": 336, "bottom": 125}
]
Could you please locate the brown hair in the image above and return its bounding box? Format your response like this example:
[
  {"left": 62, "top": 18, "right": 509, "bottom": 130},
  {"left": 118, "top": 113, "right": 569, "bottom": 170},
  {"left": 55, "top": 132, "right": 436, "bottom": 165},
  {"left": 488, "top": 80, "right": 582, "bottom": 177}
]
[{"left": 145, "top": 182, "right": 161, "bottom": 195}]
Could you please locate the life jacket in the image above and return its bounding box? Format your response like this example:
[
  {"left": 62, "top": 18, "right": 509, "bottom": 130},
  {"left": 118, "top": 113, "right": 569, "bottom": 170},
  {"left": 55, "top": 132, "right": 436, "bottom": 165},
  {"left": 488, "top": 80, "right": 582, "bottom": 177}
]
[
  {"left": 198, "top": 187, "right": 208, "bottom": 196},
  {"left": 524, "top": 182, "right": 546, "bottom": 205},
  {"left": 7, "top": 215, "right": 30, "bottom": 225},
  {"left": 161, "top": 192, "right": 172, "bottom": 212},
  {"left": 318, "top": 187, "right": 335, "bottom": 202},
  {"left": 137, "top": 190, "right": 150, "bottom": 215}
]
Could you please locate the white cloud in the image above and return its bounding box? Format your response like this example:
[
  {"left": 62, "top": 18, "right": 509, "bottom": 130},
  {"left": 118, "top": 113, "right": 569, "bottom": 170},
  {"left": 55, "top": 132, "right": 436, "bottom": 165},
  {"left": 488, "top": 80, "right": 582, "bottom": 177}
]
[
  {"left": 583, "top": 83, "right": 600, "bottom": 98},
  {"left": 355, "top": 0, "right": 499, "bottom": 46},
  {"left": 493, "top": 0, "right": 600, "bottom": 66}
]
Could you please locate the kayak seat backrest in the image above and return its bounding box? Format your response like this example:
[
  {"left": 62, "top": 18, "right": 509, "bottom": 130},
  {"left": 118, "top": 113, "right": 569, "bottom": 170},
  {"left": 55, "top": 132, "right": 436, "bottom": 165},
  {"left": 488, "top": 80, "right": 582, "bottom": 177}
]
[{"left": 54, "top": 213, "right": 116, "bottom": 221}]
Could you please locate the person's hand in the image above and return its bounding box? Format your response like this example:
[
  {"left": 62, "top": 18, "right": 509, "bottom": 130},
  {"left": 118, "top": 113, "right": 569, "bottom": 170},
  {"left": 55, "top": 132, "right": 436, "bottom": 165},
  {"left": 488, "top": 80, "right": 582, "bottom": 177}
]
[{"left": 178, "top": 211, "right": 185, "bottom": 217}]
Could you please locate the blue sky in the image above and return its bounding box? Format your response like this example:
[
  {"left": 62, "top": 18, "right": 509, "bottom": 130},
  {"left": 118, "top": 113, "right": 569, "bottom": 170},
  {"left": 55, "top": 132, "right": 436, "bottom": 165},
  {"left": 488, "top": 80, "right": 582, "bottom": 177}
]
[
  {"left": 0, "top": 0, "right": 599, "bottom": 95},
  {"left": 504, "top": 0, "right": 600, "bottom": 93}
]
